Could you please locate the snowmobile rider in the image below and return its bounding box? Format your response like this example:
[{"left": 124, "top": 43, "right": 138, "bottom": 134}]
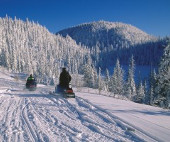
[
  {"left": 59, "top": 68, "right": 71, "bottom": 89},
  {"left": 26, "top": 74, "right": 35, "bottom": 84}
]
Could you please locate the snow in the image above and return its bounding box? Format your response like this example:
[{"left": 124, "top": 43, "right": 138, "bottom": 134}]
[
  {"left": 0, "top": 69, "right": 170, "bottom": 142},
  {"left": 77, "top": 90, "right": 170, "bottom": 142}
]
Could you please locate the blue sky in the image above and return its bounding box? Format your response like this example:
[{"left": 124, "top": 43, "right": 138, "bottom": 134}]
[{"left": 0, "top": 0, "right": 170, "bottom": 37}]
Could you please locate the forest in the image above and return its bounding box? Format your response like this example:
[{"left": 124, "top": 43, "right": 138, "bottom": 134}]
[{"left": 0, "top": 16, "right": 169, "bottom": 108}]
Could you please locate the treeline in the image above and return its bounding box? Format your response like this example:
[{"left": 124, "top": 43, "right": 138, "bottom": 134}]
[
  {"left": 0, "top": 16, "right": 90, "bottom": 84},
  {"left": 82, "top": 40, "right": 170, "bottom": 108},
  {"left": 90, "top": 38, "right": 167, "bottom": 69}
]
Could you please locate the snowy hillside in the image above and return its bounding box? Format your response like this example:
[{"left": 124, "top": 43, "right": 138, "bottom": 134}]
[
  {"left": 0, "top": 68, "right": 170, "bottom": 142},
  {"left": 57, "top": 21, "right": 156, "bottom": 48},
  {"left": 0, "top": 16, "right": 90, "bottom": 84},
  {"left": 57, "top": 20, "right": 166, "bottom": 68}
]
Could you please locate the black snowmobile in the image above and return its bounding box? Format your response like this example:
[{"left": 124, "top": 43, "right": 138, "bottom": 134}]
[
  {"left": 56, "top": 67, "right": 75, "bottom": 98},
  {"left": 26, "top": 75, "right": 37, "bottom": 91},
  {"left": 55, "top": 83, "right": 75, "bottom": 98}
]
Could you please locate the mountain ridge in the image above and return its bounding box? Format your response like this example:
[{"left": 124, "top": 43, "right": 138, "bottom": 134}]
[
  {"left": 57, "top": 20, "right": 157, "bottom": 49},
  {"left": 57, "top": 20, "right": 165, "bottom": 68}
]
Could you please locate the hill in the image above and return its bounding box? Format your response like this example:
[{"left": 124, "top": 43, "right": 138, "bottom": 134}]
[
  {"left": 57, "top": 21, "right": 156, "bottom": 49},
  {"left": 57, "top": 21, "right": 166, "bottom": 68},
  {"left": 0, "top": 16, "right": 90, "bottom": 84}
]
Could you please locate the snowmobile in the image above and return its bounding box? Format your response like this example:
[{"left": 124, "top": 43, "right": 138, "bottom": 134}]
[
  {"left": 55, "top": 83, "right": 75, "bottom": 98},
  {"left": 26, "top": 80, "right": 37, "bottom": 91}
]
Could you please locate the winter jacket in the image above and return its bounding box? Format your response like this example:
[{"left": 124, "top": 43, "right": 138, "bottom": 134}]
[
  {"left": 59, "top": 70, "right": 71, "bottom": 88},
  {"left": 27, "top": 76, "right": 35, "bottom": 84}
]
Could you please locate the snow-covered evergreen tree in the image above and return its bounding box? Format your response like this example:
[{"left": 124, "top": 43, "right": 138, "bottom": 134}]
[
  {"left": 136, "top": 82, "right": 145, "bottom": 103},
  {"left": 104, "top": 68, "right": 110, "bottom": 92},
  {"left": 49, "top": 77, "right": 55, "bottom": 86},
  {"left": 98, "top": 67, "right": 103, "bottom": 94},
  {"left": 143, "top": 80, "right": 149, "bottom": 104},
  {"left": 82, "top": 64, "right": 98, "bottom": 88},
  {"left": 110, "top": 59, "right": 124, "bottom": 95},
  {"left": 149, "top": 87, "right": 154, "bottom": 105},
  {"left": 125, "top": 55, "right": 136, "bottom": 100},
  {"left": 154, "top": 42, "right": 170, "bottom": 108},
  {"left": 148, "top": 69, "right": 157, "bottom": 105}
]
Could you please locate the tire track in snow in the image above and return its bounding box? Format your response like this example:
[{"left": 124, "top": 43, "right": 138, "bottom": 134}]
[
  {"left": 9, "top": 98, "right": 24, "bottom": 142},
  {"left": 28, "top": 93, "right": 78, "bottom": 142},
  {"left": 0, "top": 97, "right": 15, "bottom": 141},
  {"left": 21, "top": 98, "right": 38, "bottom": 142},
  {"left": 44, "top": 93, "right": 144, "bottom": 141},
  {"left": 23, "top": 97, "right": 54, "bottom": 142},
  {"left": 42, "top": 95, "right": 83, "bottom": 141},
  {"left": 61, "top": 97, "right": 134, "bottom": 142},
  {"left": 27, "top": 97, "right": 57, "bottom": 142},
  {"left": 74, "top": 96, "right": 163, "bottom": 142},
  {"left": 63, "top": 96, "right": 147, "bottom": 142},
  {"left": 0, "top": 95, "right": 25, "bottom": 142},
  {"left": 130, "top": 113, "right": 170, "bottom": 131},
  {"left": 39, "top": 93, "right": 114, "bottom": 141},
  {"left": 0, "top": 82, "right": 158, "bottom": 142}
]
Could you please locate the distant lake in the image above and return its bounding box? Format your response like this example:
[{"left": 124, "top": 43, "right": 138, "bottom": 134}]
[{"left": 107, "top": 65, "right": 158, "bottom": 84}]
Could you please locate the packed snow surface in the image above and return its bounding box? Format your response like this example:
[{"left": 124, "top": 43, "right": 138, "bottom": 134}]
[{"left": 0, "top": 69, "right": 170, "bottom": 142}]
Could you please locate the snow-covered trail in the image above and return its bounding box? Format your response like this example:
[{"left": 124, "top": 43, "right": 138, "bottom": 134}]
[
  {"left": 77, "top": 92, "right": 170, "bottom": 142},
  {"left": 0, "top": 73, "right": 143, "bottom": 142},
  {"left": 0, "top": 90, "right": 142, "bottom": 141},
  {"left": 0, "top": 70, "right": 170, "bottom": 142}
]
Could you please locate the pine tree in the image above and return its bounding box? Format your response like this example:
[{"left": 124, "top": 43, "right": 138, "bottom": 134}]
[
  {"left": 105, "top": 68, "right": 110, "bottom": 91},
  {"left": 110, "top": 59, "right": 124, "bottom": 95},
  {"left": 125, "top": 55, "right": 136, "bottom": 100},
  {"left": 49, "top": 77, "right": 55, "bottom": 86},
  {"left": 74, "top": 62, "right": 79, "bottom": 87},
  {"left": 98, "top": 67, "right": 103, "bottom": 94},
  {"left": 148, "top": 70, "right": 157, "bottom": 105},
  {"left": 154, "top": 42, "right": 170, "bottom": 108},
  {"left": 143, "top": 80, "right": 149, "bottom": 104},
  {"left": 136, "top": 81, "right": 145, "bottom": 103},
  {"left": 149, "top": 86, "right": 154, "bottom": 105},
  {"left": 83, "top": 64, "right": 93, "bottom": 88},
  {"left": 92, "top": 66, "right": 98, "bottom": 88}
]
